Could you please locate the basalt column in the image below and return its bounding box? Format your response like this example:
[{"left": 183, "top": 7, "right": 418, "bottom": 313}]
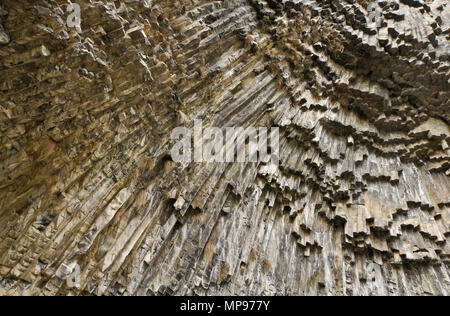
[{"left": 0, "top": 0, "right": 449, "bottom": 296}]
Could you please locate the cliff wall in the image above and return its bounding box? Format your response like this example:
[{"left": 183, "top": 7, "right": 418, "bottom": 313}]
[{"left": 0, "top": 0, "right": 449, "bottom": 295}]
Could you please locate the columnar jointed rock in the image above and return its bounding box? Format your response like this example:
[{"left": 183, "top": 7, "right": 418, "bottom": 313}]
[{"left": 0, "top": 0, "right": 448, "bottom": 296}]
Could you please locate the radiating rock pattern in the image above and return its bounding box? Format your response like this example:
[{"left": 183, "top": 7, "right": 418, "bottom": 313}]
[{"left": 0, "top": 0, "right": 449, "bottom": 296}]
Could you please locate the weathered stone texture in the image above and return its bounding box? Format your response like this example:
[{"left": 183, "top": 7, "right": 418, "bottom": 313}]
[{"left": 0, "top": 0, "right": 449, "bottom": 295}]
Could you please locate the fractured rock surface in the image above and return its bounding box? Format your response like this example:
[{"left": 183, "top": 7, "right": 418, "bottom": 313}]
[{"left": 0, "top": 0, "right": 449, "bottom": 296}]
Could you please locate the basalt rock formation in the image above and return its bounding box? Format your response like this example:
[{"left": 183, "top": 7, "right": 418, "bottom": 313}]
[{"left": 0, "top": 0, "right": 449, "bottom": 296}]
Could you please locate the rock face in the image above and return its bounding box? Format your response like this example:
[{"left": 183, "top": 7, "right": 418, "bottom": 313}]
[{"left": 0, "top": 0, "right": 449, "bottom": 296}]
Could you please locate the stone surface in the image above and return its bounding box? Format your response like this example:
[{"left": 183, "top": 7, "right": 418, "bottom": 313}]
[{"left": 0, "top": 0, "right": 449, "bottom": 296}]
